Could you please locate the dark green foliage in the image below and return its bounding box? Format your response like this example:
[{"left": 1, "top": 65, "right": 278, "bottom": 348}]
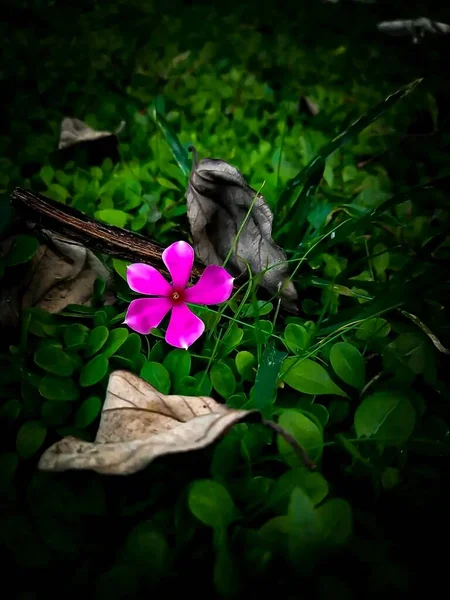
[{"left": 1, "top": 0, "right": 450, "bottom": 598}]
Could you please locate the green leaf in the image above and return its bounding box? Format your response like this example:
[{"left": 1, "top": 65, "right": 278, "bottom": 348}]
[
  {"left": 95, "top": 209, "right": 129, "bottom": 228},
  {"left": 75, "top": 396, "right": 102, "bottom": 428},
  {"left": 241, "top": 301, "right": 273, "bottom": 318},
  {"left": 287, "top": 487, "right": 322, "bottom": 564},
  {"left": 116, "top": 333, "right": 142, "bottom": 359},
  {"left": 0, "top": 398, "right": 21, "bottom": 423},
  {"left": 188, "top": 479, "right": 236, "bottom": 528},
  {"left": 80, "top": 354, "right": 109, "bottom": 387},
  {"left": 140, "top": 361, "right": 171, "bottom": 394},
  {"left": 16, "top": 420, "right": 47, "bottom": 459},
  {"left": 39, "top": 376, "right": 80, "bottom": 401},
  {"left": 371, "top": 242, "right": 389, "bottom": 277},
  {"left": 122, "top": 523, "right": 169, "bottom": 577},
  {"left": 102, "top": 328, "right": 128, "bottom": 358},
  {"left": 330, "top": 342, "right": 365, "bottom": 389},
  {"left": 34, "top": 346, "right": 76, "bottom": 376},
  {"left": 277, "top": 409, "right": 323, "bottom": 466},
  {"left": 156, "top": 176, "right": 180, "bottom": 191},
  {"left": 235, "top": 351, "right": 256, "bottom": 381},
  {"left": 316, "top": 498, "right": 352, "bottom": 546},
  {"left": 283, "top": 324, "right": 310, "bottom": 354},
  {"left": 220, "top": 325, "right": 244, "bottom": 356},
  {"left": 46, "top": 183, "right": 69, "bottom": 203},
  {"left": 210, "top": 361, "right": 236, "bottom": 399},
  {"left": 270, "top": 469, "right": 329, "bottom": 514},
  {"left": 193, "top": 371, "right": 212, "bottom": 396},
  {"left": 282, "top": 358, "right": 347, "bottom": 397},
  {"left": 356, "top": 317, "right": 390, "bottom": 341},
  {"left": 251, "top": 343, "right": 287, "bottom": 415},
  {"left": 63, "top": 324, "right": 89, "bottom": 349},
  {"left": 163, "top": 349, "right": 191, "bottom": 388},
  {"left": 39, "top": 164, "right": 54, "bottom": 186},
  {"left": 354, "top": 390, "right": 416, "bottom": 445},
  {"left": 149, "top": 102, "right": 190, "bottom": 178},
  {"left": 112, "top": 258, "right": 130, "bottom": 281},
  {"left": 85, "top": 326, "right": 109, "bottom": 357},
  {"left": 5, "top": 234, "right": 39, "bottom": 266}
]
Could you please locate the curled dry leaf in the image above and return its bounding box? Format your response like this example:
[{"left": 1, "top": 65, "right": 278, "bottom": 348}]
[
  {"left": 59, "top": 117, "right": 125, "bottom": 150},
  {"left": 0, "top": 231, "right": 112, "bottom": 327},
  {"left": 58, "top": 117, "right": 125, "bottom": 164},
  {"left": 39, "top": 370, "right": 257, "bottom": 474},
  {"left": 377, "top": 18, "right": 450, "bottom": 43},
  {"left": 186, "top": 153, "right": 298, "bottom": 311}
]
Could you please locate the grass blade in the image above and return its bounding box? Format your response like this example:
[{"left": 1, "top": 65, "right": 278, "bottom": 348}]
[
  {"left": 148, "top": 100, "right": 191, "bottom": 178},
  {"left": 277, "top": 79, "right": 422, "bottom": 231}
]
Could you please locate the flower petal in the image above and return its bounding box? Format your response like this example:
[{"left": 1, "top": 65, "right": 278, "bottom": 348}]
[
  {"left": 127, "top": 264, "right": 172, "bottom": 296},
  {"left": 185, "top": 265, "right": 234, "bottom": 305},
  {"left": 125, "top": 298, "right": 171, "bottom": 334},
  {"left": 162, "top": 241, "right": 194, "bottom": 289},
  {"left": 165, "top": 303, "right": 205, "bottom": 349}
]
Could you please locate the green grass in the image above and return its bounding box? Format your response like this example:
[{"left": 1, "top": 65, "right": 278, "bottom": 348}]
[{"left": 1, "top": 1, "right": 450, "bottom": 598}]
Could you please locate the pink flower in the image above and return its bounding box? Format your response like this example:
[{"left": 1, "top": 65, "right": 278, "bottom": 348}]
[{"left": 124, "top": 241, "right": 234, "bottom": 349}]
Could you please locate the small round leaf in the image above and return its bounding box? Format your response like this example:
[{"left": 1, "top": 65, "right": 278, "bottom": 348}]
[
  {"left": 80, "top": 354, "right": 109, "bottom": 387},
  {"left": 277, "top": 409, "right": 324, "bottom": 466},
  {"left": 330, "top": 342, "right": 365, "bottom": 389},
  {"left": 74, "top": 396, "right": 102, "bottom": 428},
  {"left": 34, "top": 346, "right": 76, "bottom": 376},
  {"left": 235, "top": 351, "right": 256, "bottom": 381},
  {"left": 140, "top": 361, "right": 171, "bottom": 394},
  {"left": 354, "top": 390, "right": 416, "bottom": 445},
  {"left": 211, "top": 361, "right": 236, "bottom": 399},
  {"left": 85, "top": 326, "right": 109, "bottom": 357},
  {"left": 188, "top": 479, "right": 236, "bottom": 528},
  {"left": 283, "top": 324, "right": 309, "bottom": 354},
  {"left": 102, "top": 328, "right": 128, "bottom": 358},
  {"left": 16, "top": 420, "right": 47, "bottom": 459},
  {"left": 39, "top": 376, "right": 80, "bottom": 401}
]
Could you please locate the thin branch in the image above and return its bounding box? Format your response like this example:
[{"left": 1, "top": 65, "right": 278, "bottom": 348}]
[{"left": 262, "top": 419, "right": 317, "bottom": 470}]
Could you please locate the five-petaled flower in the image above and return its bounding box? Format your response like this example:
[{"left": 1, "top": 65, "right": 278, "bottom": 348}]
[{"left": 125, "top": 241, "right": 234, "bottom": 349}]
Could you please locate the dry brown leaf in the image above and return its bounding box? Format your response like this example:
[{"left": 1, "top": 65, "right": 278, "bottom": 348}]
[
  {"left": 58, "top": 117, "right": 125, "bottom": 150},
  {"left": 186, "top": 154, "right": 298, "bottom": 311},
  {"left": 0, "top": 231, "right": 112, "bottom": 327},
  {"left": 38, "top": 370, "right": 257, "bottom": 475}
]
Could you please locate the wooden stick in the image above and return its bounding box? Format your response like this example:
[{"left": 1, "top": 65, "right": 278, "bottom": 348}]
[{"left": 10, "top": 186, "right": 206, "bottom": 280}]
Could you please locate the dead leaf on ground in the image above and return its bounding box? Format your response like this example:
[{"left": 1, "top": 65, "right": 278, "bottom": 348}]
[
  {"left": 0, "top": 231, "right": 112, "bottom": 327},
  {"left": 186, "top": 152, "right": 298, "bottom": 311},
  {"left": 58, "top": 117, "right": 125, "bottom": 165},
  {"left": 377, "top": 18, "right": 450, "bottom": 43},
  {"left": 58, "top": 117, "right": 125, "bottom": 150},
  {"left": 38, "top": 370, "right": 257, "bottom": 474}
]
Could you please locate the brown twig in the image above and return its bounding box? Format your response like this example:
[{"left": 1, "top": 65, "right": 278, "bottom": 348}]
[
  {"left": 262, "top": 419, "right": 317, "bottom": 470},
  {"left": 11, "top": 187, "right": 206, "bottom": 283}
]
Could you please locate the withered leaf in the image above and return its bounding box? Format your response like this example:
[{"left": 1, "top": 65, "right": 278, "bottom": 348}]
[
  {"left": 0, "top": 231, "right": 112, "bottom": 327},
  {"left": 58, "top": 117, "right": 125, "bottom": 150},
  {"left": 58, "top": 117, "right": 125, "bottom": 165},
  {"left": 38, "top": 370, "right": 257, "bottom": 474},
  {"left": 186, "top": 154, "right": 298, "bottom": 311},
  {"left": 377, "top": 18, "right": 450, "bottom": 43}
]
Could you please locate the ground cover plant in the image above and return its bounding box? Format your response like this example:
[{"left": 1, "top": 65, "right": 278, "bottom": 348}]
[{"left": 1, "top": 1, "right": 450, "bottom": 598}]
